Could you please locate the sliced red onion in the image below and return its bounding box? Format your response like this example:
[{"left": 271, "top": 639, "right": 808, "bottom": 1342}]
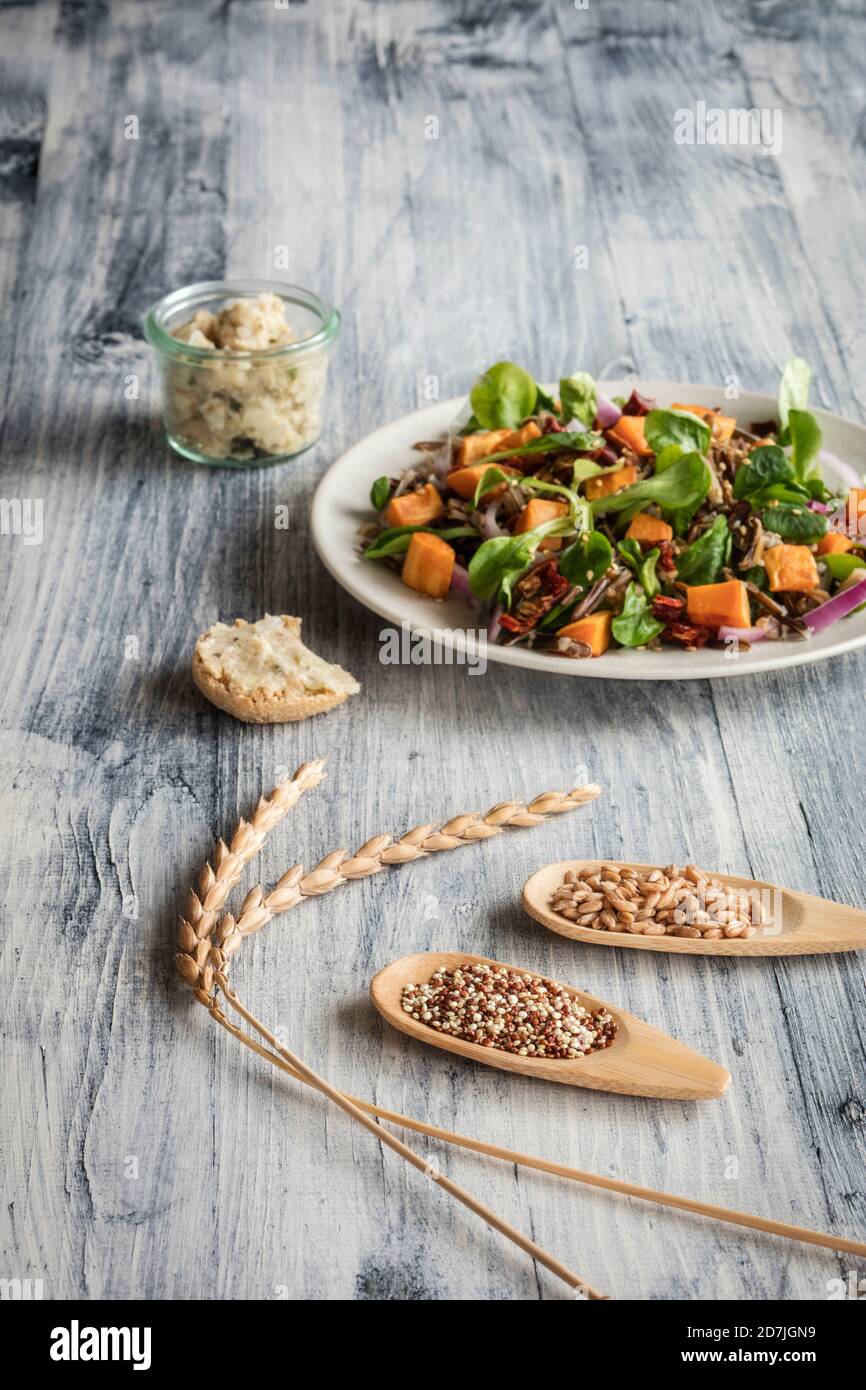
[
  {"left": 482, "top": 499, "right": 506, "bottom": 537},
  {"left": 718, "top": 624, "right": 767, "bottom": 643},
  {"left": 430, "top": 444, "right": 452, "bottom": 479},
  {"left": 803, "top": 574, "right": 866, "bottom": 633},
  {"left": 595, "top": 394, "right": 622, "bottom": 429},
  {"left": 808, "top": 500, "right": 830, "bottom": 514},
  {"left": 450, "top": 563, "right": 480, "bottom": 608},
  {"left": 819, "top": 449, "right": 863, "bottom": 492},
  {"left": 487, "top": 603, "right": 504, "bottom": 641}
]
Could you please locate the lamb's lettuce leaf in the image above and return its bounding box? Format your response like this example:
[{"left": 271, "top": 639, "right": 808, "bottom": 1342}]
[
  {"left": 644, "top": 409, "right": 711, "bottom": 458},
  {"left": 560, "top": 530, "right": 612, "bottom": 590},
  {"left": 364, "top": 524, "right": 477, "bottom": 560},
  {"left": 590, "top": 451, "right": 712, "bottom": 522},
  {"left": 470, "top": 362, "right": 537, "bottom": 429},
  {"left": 778, "top": 357, "right": 810, "bottom": 432},
  {"left": 675, "top": 515, "right": 732, "bottom": 586},
  {"left": 475, "top": 430, "right": 602, "bottom": 465},
  {"left": 611, "top": 583, "right": 664, "bottom": 647},
  {"left": 787, "top": 407, "right": 822, "bottom": 483},
  {"left": 559, "top": 373, "right": 597, "bottom": 429},
  {"left": 617, "top": 539, "right": 661, "bottom": 597}
]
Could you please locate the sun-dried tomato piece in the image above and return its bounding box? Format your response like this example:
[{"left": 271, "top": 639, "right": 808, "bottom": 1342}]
[
  {"left": 502, "top": 560, "right": 569, "bottom": 634},
  {"left": 651, "top": 594, "right": 685, "bottom": 621},
  {"left": 621, "top": 389, "right": 655, "bottom": 417},
  {"left": 657, "top": 540, "right": 677, "bottom": 573},
  {"left": 662, "top": 622, "right": 712, "bottom": 648},
  {"left": 499, "top": 613, "right": 525, "bottom": 633}
]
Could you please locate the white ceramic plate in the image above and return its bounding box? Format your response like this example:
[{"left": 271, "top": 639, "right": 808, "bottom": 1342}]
[{"left": 312, "top": 382, "right": 865, "bottom": 680}]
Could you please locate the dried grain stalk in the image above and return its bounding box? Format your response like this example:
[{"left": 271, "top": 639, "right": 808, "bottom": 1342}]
[{"left": 174, "top": 759, "right": 605, "bottom": 1297}]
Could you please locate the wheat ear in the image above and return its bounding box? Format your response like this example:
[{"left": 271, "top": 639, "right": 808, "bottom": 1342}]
[
  {"left": 174, "top": 764, "right": 605, "bottom": 1298},
  {"left": 174, "top": 758, "right": 326, "bottom": 1002},
  {"left": 188, "top": 783, "right": 603, "bottom": 976}
]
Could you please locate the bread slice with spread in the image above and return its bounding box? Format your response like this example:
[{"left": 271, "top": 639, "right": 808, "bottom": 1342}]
[{"left": 192, "top": 614, "right": 360, "bottom": 723}]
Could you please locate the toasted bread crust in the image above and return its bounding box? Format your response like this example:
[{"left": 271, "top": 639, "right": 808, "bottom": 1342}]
[{"left": 191, "top": 615, "right": 359, "bottom": 723}]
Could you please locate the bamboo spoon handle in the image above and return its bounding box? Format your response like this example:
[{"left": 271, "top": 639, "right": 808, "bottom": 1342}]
[
  {"left": 216, "top": 976, "right": 605, "bottom": 1299},
  {"left": 215, "top": 1009, "right": 866, "bottom": 1261}
]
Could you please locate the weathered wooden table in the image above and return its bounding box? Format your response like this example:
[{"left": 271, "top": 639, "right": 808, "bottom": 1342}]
[{"left": 2, "top": 0, "right": 864, "bottom": 1301}]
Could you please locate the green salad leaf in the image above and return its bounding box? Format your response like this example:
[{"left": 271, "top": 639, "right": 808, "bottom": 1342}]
[
  {"left": 644, "top": 409, "right": 711, "bottom": 458},
  {"left": 370, "top": 476, "right": 391, "bottom": 511},
  {"left": 470, "top": 362, "right": 537, "bottom": 430},
  {"left": 468, "top": 516, "right": 569, "bottom": 605},
  {"left": 732, "top": 444, "right": 793, "bottom": 499},
  {"left": 805, "top": 477, "right": 842, "bottom": 505},
  {"left": 611, "top": 582, "right": 665, "bottom": 648},
  {"left": 534, "top": 382, "right": 558, "bottom": 413},
  {"left": 364, "top": 524, "right": 477, "bottom": 560},
  {"left": 571, "top": 456, "right": 616, "bottom": 484},
  {"left": 747, "top": 483, "right": 812, "bottom": 507},
  {"left": 470, "top": 466, "right": 519, "bottom": 510},
  {"left": 654, "top": 443, "right": 684, "bottom": 473},
  {"left": 468, "top": 534, "right": 534, "bottom": 603},
  {"left": 617, "top": 539, "right": 661, "bottom": 597},
  {"left": 823, "top": 552, "right": 866, "bottom": 582},
  {"left": 475, "top": 430, "right": 603, "bottom": 465},
  {"left": 521, "top": 477, "right": 591, "bottom": 533},
  {"left": 590, "top": 451, "right": 712, "bottom": 521},
  {"left": 760, "top": 502, "right": 827, "bottom": 543},
  {"left": 787, "top": 407, "right": 823, "bottom": 482},
  {"left": 778, "top": 357, "right": 810, "bottom": 431},
  {"left": 676, "top": 515, "right": 732, "bottom": 586},
  {"left": 560, "top": 530, "right": 612, "bottom": 590},
  {"left": 559, "top": 373, "right": 597, "bottom": 428}
]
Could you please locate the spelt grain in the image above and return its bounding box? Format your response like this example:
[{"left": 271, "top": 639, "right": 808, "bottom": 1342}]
[{"left": 550, "top": 862, "right": 765, "bottom": 941}]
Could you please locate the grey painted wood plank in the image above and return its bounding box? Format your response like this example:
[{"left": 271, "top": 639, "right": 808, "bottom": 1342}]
[{"left": 1, "top": 0, "right": 864, "bottom": 1301}]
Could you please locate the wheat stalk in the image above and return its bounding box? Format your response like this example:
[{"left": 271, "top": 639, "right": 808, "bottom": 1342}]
[
  {"left": 174, "top": 758, "right": 327, "bottom": 1002},
  {"left": 174, "top": 761, "right": 605, "bottom": 1297},
  {"left": 174, "top": 763, "right": 866, "bottom": 1287},
  {"left": 175, "top": 780, "right": 602, "bottom": 998}
]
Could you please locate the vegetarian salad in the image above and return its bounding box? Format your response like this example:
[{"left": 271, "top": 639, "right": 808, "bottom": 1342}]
[{"left": 362, "top": 360, "right": 866, "bottom": 658}]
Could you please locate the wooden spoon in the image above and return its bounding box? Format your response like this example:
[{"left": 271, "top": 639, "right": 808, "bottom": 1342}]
[
  {"left": 523, "top": 860, "right": 866, "bottom": 956},
  {"left": 371, "top": 951, "right": 730, "bottom": 1100}
]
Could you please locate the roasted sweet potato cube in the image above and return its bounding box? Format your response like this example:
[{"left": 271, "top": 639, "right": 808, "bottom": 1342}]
[
  {"left": 605, "top": 416, "right": 653, "bottom": 459},
  {"left": 504, "top": 421, "right": 542, "bottom": 449},
  {"left": 625, "top": 512, "right": 673, "bottom": 544},
  {"left": 513, "top": 497, "right": 568, "bottom": 552},
  {"left": 763, "top": 544, "right": 820, "bottom": 593},
  {"left": 557, "top": 610, "right": 612, "bottom": 657},
  {"left": 686, "top": 579, "right": 751, "bottom": 631},
  {"left": 385, "top": 483, "right": 444, "bottom": 529},
  {"left": 816, "top": 533, "right": 853, "bottom": 556},
  {"left": 456, "top": 429, "right": 512, "bottom": 468},
  {"left": 446, "top": 463, "right": 521, "bottom": 501},
  {"left": 401, "top": 531, "right": 455, "bottom": 599},
  {"left": 584, "top": 464, "right": 638, "bottom": 501},
  {"left": 513, "top": 498, "right": 568, "bottom": 534}
]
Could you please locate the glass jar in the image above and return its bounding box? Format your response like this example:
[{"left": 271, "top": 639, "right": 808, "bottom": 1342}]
[{"left": 144, "top": 279, "right": 340, "bottom": 468}]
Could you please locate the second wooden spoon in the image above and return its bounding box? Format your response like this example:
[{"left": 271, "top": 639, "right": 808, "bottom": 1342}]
[{"left": 523, "top": 860, "right": 866, "bottom": 956}]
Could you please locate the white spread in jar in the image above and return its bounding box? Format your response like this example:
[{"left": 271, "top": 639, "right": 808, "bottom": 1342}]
[{"left": 165, "top": 294, "right": 328, "bottom": 462}]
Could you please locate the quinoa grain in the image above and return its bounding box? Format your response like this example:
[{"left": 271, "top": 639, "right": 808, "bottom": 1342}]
[{"left": 401, "top": 962, "right": 617, "bottom": 1059}]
